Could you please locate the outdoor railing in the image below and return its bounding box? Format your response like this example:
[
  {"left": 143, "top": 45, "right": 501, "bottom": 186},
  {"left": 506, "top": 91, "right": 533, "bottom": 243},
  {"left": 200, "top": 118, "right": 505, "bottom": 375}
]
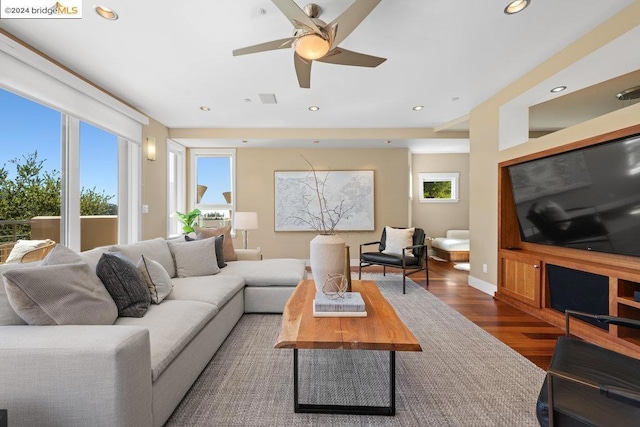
[
  {"left": 0, "top": 219, "right": 31, "bottom": 243},
  {"left": 0, "top": 219, "right": 31, "bottom": 263}
]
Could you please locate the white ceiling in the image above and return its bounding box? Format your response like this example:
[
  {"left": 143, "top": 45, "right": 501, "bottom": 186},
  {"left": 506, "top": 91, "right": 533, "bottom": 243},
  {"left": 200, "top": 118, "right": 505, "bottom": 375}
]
[{"left": 0, "top": 0, "right": 638, "bottom": 151}]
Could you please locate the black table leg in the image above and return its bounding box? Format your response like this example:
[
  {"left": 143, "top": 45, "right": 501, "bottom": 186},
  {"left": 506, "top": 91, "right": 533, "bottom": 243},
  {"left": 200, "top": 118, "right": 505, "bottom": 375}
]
[{"left": 293, "top": 349, "right": 396, "bottom": 416}]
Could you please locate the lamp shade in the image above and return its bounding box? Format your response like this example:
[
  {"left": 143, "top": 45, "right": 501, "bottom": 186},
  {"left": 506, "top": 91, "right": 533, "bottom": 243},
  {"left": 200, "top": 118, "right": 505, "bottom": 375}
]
[{"left": 234, "top": 212, "right": 258, "bottom": 230}]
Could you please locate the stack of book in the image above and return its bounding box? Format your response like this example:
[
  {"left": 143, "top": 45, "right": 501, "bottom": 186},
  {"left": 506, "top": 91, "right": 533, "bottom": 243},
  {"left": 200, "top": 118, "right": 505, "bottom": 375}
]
[{"left": 313, "top": 292, "right": 367, "bottom": 317}]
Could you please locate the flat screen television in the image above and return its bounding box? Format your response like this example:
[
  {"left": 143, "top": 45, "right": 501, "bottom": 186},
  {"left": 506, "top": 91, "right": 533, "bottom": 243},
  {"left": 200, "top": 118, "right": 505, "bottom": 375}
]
[{"left": 507, "top": 131, "right": 640, "bottom": 258}]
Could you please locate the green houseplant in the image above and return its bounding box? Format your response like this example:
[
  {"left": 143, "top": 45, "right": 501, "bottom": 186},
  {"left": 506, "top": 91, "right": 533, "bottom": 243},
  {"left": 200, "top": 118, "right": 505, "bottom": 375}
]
[{"left": 175, "top": 208, "right": 201, "bottom": 234}]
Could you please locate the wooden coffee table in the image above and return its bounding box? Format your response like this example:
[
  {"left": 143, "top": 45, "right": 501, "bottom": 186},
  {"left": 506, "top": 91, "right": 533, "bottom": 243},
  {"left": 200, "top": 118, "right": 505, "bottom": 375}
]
[{"left": 275, "top": 279, "right": 422, "bottom": 416}]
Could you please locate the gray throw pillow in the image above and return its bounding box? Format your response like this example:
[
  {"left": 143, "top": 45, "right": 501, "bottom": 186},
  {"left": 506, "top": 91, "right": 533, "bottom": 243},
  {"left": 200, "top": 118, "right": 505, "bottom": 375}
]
[
  {"left": 138, "top": 255, "right": 173, "bottom": 304},
  {"left": 2, "top": 244, "right": 118, "bottom": 325},
  {"left": 185, "top": 234, "right": 227, "bottom": 268},
  {"left": 96, "top": 252, "right": 151, "bottom": 317},
  {"left": 168, "top": 237, "right": 221, "bottom": 278}
]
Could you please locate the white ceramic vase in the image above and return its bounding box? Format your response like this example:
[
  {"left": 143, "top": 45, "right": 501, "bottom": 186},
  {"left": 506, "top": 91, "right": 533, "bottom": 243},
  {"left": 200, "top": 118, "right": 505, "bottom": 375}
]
[{"left": 309, "top": 234, "right": 345, "bottom": 294}]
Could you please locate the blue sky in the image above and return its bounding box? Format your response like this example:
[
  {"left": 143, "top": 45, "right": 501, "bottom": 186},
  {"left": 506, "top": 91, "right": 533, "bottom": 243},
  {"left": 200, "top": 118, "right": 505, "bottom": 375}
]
[{"left": 0, "top": 88, "right": 118, "bottom": 202}]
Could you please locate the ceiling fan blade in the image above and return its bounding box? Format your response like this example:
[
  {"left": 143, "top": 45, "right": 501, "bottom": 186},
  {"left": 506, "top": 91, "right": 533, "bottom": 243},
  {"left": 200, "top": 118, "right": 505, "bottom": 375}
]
[
  {"left": 233, "top": 37, "right": 296, "bottom": 56},
  {"left": 294, "top": 53, "right": 312, "bottom": 88},
  {"left": 328, "top": 0, "right": 382, "bottom": 49},
  {"left": 316, "top": 48, "right": 386, "bottom": 67},
  {"left": 272, "top": 0, "right": 322, "bottom": 34}
]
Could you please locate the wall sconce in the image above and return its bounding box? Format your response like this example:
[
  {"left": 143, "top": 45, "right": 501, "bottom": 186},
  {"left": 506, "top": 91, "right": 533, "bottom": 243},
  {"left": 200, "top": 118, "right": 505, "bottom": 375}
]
[{"left": 146, "top": 137, "right": 156, "bottom": 161}]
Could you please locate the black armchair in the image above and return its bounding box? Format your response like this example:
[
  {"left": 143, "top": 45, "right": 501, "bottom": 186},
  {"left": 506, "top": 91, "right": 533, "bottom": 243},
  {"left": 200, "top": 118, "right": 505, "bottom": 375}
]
[
  {"left": 536, "top": 310, "right": 640, "bottom": 426},
  {"left": 358, "top": 227, "right": 428, "bottom": 294}
]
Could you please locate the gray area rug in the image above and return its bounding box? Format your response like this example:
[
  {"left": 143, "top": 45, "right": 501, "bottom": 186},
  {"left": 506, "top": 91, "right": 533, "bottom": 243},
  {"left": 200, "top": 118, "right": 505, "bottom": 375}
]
[{"left": 166, "top": 274, "right": 545, "bottom": 426}]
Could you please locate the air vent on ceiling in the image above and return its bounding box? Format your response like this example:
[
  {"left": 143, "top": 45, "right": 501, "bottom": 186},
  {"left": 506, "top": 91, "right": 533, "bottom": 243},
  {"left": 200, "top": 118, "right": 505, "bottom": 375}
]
[{"left": 259, "top": 93, "right": 277, "bottom": 104}]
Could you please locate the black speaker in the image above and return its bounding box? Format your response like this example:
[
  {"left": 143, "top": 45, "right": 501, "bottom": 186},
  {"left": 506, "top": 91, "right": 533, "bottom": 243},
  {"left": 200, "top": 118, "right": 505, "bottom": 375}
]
[{"left": 548, "top": 264, "right": 609, "bottom": 330}]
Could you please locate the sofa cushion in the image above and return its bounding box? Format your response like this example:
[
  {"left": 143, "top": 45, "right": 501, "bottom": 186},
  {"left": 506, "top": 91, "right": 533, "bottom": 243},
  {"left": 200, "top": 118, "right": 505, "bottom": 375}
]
[
  {"left": 195, "top": 226, "right": 237, "bottom": 261},
  {"left": 218, "top": 259, "right": 307, "bottom": 287},
  {"left": 111, "top": 237, "right": 176, "bottom": 278},
  {"left": 2, "top": 245, "right": 118, "bottom": 325},
  {"left": 167, "top": 237, "right": 220, "bottom": 278},
  {"left": 167, "top": 274, "right": 245, "bottom": 309},
  {"left": 96, "top": 252, "right": 151, "bottom": 318},
  {"left": 79, "top": 245, "right": 111, "bottom": 271},
  {"left": 432, "top": 238, "right": 470, "bottom": 252},
  {"left": 185, "top": 234, "right": 227, "bottom": 268},
  {"left": 138, "top": 255, "right": 173, "bottom": 304},
  {"left": 0, "top": 262, "right": 37, "bottom": 325},
  {"left": 115, "top": 299, "right": 217, "bottom": 381}
]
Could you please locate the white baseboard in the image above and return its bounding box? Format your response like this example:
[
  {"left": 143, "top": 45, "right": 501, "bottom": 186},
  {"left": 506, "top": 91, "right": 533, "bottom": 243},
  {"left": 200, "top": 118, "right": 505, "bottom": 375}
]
[{"left": 468, "top": 275, "right": 497, "bottom": 296}]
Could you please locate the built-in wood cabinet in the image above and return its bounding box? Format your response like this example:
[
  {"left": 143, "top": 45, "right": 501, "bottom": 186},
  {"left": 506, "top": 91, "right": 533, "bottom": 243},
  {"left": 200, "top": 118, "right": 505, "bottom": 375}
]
[
  {"left": 499, "top": 251, "right": 540, "bottom": 308},
  {"left": 496, "top": 124, "right": 640, "bottom": 359}
]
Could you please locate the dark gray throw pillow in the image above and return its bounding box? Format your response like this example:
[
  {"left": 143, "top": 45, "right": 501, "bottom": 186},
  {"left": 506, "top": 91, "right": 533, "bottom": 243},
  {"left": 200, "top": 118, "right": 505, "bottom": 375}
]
[
  {"left": 184, "top": 233, "right": 227, "bottom": 268},
  {"left": 96, "top": 252, "right": 151, "bottom": 317}
]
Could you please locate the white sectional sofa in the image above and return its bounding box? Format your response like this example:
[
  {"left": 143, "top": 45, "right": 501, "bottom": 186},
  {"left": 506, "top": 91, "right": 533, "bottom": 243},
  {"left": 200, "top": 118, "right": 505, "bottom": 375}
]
[
  {"left": 0, "top": 237, "right": 306, "bottom": 427},
  {"left": 431, "top": 229, "right": 470, "bottom": 262}
]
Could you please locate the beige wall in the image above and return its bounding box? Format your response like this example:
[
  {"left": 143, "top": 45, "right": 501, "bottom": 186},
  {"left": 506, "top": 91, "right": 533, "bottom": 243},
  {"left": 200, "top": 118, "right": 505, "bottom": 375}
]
[
  {"left": 141, "top": 118, "right": 170, "bottom": 240},
  {"left": 468, "top": 1, "right": 640, "bottom": 288},
  {"left": 411, "top": 153, "right": 469, "bottom": 238},
  {"left": 234, "top": 148, "right": 410, "bottom": 259}
]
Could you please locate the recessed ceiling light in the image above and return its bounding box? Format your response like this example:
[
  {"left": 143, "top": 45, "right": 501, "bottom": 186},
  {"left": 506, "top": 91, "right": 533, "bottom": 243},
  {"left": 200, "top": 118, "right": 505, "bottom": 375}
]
[
  {"left": 452, "top": 97, "right": 460, "bottom": 102},
  {"left": 550, "top": 86, "right": 567, "bottom": 93},
  {"left": 504, "top": 0, "right": 530, "bottom": 15},
  {"left": 309, "top": 106, "right": 319, "bottom": 111},
  {"left": 94, "top": 5, "right": 118, "bottom": 20},
  {"left": 200, "top": 106, "right": 211, "bottom": 111},
  {"left": 258, "top": 8, "right": 267, "bottom": 15},
  {"left": 412, "top": 105, "right": 424, "bottom": 111},
  {"left": 244, "top": 99, "right": 252, "bottom": 103}
]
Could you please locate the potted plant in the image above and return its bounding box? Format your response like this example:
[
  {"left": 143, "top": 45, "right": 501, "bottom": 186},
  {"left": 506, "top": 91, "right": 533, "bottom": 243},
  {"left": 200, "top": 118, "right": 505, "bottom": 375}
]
[{"left": 175, "top": 208, "right": 201, "bottom": 234}]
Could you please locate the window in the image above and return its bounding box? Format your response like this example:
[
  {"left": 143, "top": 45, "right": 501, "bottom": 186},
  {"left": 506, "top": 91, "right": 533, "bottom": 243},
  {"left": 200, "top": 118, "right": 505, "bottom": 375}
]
[
  {"left": 1, "top": 35, "right": 147, "bottom": 248},
  {"left": 0, "top": 88, "right": 61, "bottom": 243},
  {"left": 190, "top": 149, "right": 235, "bottom": 229},
  {"left": 419, "top": 173, "right": 460, "bottom": 203},
  {"left": 0, "top": 87, "right": 141, "bottom": 251}
]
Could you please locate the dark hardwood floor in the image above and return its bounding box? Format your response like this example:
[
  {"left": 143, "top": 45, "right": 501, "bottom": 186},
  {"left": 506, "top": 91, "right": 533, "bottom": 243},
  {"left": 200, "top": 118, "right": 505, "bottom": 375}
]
[{"left": 355, "top": 259, "right": 562, "bottom": 370}]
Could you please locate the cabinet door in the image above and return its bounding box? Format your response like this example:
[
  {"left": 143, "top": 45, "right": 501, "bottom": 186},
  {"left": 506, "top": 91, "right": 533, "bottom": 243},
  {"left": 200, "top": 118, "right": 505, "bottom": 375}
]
[{"left": 500, "top": 256, "right": 541, "bottom": 308}]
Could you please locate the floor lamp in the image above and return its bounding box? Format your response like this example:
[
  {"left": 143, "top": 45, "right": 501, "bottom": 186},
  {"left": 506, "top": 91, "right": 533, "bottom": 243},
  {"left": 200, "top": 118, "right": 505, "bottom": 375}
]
[{"left": 234, "top": 212, "right": 258, "bottom": 249}]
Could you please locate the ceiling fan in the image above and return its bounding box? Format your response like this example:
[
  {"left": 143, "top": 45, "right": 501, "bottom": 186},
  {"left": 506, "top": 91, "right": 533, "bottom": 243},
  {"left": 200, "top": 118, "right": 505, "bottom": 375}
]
[{"left": 232, "top": 0, "right": 386, "bottom": 88}]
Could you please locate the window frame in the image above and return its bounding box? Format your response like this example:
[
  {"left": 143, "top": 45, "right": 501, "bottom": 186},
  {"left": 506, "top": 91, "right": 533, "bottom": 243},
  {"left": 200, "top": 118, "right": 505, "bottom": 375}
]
[
  {"left": 419, "top": 172, "right": 460, "bottom": 203},
  {"left": 189, "top": 148, "right": 236, "bottom": 228},
  {"left": 167, "top": 140, "right": 186, "bottom": 238}
]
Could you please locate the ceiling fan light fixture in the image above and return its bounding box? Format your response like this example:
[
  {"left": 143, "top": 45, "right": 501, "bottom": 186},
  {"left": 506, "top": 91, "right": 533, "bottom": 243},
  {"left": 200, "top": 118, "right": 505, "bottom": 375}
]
[
  {"left": 294, "top": 34, "right": 330, "bottom": 60},
  {"left": 504, "top": 0, "right": 530, "bottom": 15}
]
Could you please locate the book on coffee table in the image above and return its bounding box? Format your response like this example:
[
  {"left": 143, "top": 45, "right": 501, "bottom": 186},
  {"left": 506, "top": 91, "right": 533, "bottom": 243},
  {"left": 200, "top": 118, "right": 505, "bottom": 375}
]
[{"left": 313, "top": 292, "right": 367, "bottom": 317}]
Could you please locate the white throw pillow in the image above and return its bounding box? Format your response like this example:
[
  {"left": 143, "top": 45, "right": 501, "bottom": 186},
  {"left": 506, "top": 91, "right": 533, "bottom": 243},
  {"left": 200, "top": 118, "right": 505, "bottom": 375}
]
[
  {"left": 138, "top": 255, "right": 173, "bottom": 304},
  {"left": 167, "top": 237, "right": 220, "bottom": 278},
  {"left": 2, "top": 244, "right": 118, "bottom": 325},
  {"left": 5, "top": 239, "right": 54, "bottom": 264},
  {"left": 382, "top": 227, "right": 415, "bottom": 256}
]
